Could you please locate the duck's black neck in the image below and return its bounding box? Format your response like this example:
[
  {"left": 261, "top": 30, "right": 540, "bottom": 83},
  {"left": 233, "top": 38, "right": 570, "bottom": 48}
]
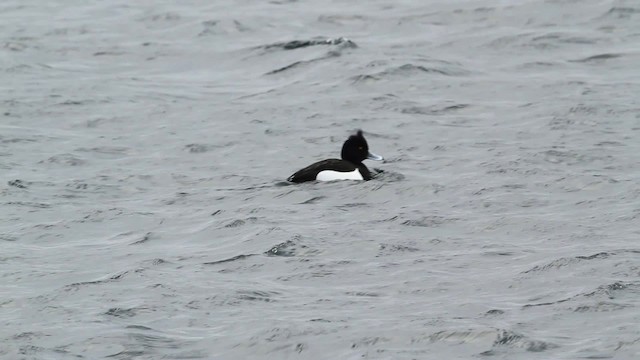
[{"left": 356, "top": 163, "right": 372, "bottom": 180}]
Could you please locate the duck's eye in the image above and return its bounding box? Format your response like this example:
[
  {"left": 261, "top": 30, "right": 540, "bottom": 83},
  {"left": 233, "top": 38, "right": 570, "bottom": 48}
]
[{"left": 358, "top": 147, "right": 363, "bottom": 150}]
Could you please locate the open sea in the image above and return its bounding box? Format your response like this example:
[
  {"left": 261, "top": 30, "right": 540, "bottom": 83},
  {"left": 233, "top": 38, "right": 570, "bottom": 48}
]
[{"left": 2, "top": 0, "right": 639, "bottom": 359}]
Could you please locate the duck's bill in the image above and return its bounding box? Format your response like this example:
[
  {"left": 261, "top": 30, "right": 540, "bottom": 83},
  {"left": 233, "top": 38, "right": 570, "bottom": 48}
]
[{"left": 367, "top": 151, "right": 384, "bottom": 161}]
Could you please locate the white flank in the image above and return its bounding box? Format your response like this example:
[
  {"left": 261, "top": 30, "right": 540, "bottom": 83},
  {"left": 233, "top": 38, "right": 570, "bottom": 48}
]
[{"left": 316, "top": 169, "right": 363, "bottom": 181}]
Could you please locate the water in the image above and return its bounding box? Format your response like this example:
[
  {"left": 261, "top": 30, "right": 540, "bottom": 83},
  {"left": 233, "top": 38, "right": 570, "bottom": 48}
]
[{"left": 2, "top": 0, "right": 639, "bottom": 359}]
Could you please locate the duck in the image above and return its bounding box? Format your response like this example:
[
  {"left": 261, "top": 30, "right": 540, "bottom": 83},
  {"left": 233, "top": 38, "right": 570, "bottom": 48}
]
[{"left": 287, "top": 130, "right": 384, "bottom": 183}]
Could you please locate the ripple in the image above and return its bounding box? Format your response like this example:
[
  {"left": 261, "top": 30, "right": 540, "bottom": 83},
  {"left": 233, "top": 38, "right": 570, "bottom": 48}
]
[
  {"left": 224, "top": 217, "right": 257, "bottom": 228},
  {"left": 522, "top": 252, "right": 612, "bottom": 274},
  {"left": 265, "top": 240, "right": 298, "bottom": 257},
  {"left": 204, "top": 254, "right": 257, "bottom": 265},
  {"left": 401, "top": 103, "right": 470, "bottom": 115},
  {"left": 570, "top": 53, "right": 624, "bottom": 63},
  {"left": 261, "top": 37, "right": 357, "bottom": 51},
  {"left": 236, "top": 290, "right": 280, "bottom": 302},
  {"left": 361, "top": 63, "right": 470, "bottom": 80},
  {"left": 427, "top": 328, "right": 557, "bottom": 354},
  {"left": 401, "top": 215, "right": 458, "bottom": 227},
  {"left": 601, "top": 6, "right": 640, "bottom": 19},
  {"left": 40, "top": 153, "right": 86, "bottom": 166},
  {"left": 7, "top": 179, "right": 28, "bottom": 188},
  {"left": 199, "top": 19, "right": 251, "bottom": 36},
  {"left": 104, "top": 307, "right": 146, "bottom": 318}
]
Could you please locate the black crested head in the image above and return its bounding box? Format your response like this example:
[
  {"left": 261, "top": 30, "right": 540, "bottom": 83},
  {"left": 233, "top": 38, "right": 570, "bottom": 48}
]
[{"left": 341, "top": 130, "right": 369, "bottom": 164}]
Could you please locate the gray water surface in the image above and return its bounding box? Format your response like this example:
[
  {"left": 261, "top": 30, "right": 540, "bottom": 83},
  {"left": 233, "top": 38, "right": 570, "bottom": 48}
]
[{"left": 2, "top": 0, "right": 640, "bottom": 359}]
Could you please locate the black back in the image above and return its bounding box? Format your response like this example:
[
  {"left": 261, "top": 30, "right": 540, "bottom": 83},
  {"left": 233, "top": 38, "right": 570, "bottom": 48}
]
[{"left": 287, "top": 159, "right": 358, "bottom": 183}]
